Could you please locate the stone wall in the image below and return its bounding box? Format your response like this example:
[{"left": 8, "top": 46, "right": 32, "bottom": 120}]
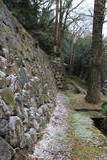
[
  {"left": 0, "top": 2, "right": 57, "bottom": 160},
  {"left": 51, "top": 57, "right": 65, "bottom": 89}
]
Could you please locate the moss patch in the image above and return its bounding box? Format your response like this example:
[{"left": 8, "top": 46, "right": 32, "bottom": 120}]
[
  {"left": 71, "top": 76, "right": 87, "bottom": 90},
  {"left": 0, "top": 88, "right": 15, "bottom": 107},
  {"left": 66, "top": 112, "right": 107, "bottom": 160},
  {"left": 62, "top": 91, "right": 107, "bottom": 159}
]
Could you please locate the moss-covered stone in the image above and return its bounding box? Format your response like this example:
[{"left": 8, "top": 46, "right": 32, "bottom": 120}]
[{"left": 0, "top": 88, "right": 15, "bottom": 107}]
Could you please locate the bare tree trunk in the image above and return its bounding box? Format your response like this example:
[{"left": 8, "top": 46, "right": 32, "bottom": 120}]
[
  {"left": 85, "top": 0, "right": 106, "bottom": 104},
  {"left": 54, "top": 0, "right": 63, "bottom": 57},
  {"left": 54, "top": 0, "right": 59, "bottom": 57},
  {"left": 58, "top": 0, "right": 63, "bottom": 57},
  {"left": 70, "top": 36, "right": 75, "bottom": 65}
]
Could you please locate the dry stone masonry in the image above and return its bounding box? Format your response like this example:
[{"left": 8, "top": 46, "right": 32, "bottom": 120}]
[
  {"left": 51, "top": 57, "right": 65, "bottom": 89},
  {"left": 0, "top": 1, "right": 57, "bottom": 160}
]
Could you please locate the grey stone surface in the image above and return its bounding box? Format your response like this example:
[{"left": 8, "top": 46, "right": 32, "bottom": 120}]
[
  {"left": 0, "top": 96, "right": 11, "bottom": 118},
  {"left": 0, "top": 119, "right": 8, "bottom": 136},
  {"left": 0, "top": 56, "right": 7, "bottom": 70},
  {"left": 0, "top": 137, "right": 15, "bottom": 160},
  {"left": 8, "top": 116, "right": 24, "bottom": 147},
  {"left": 28, "top": 128, "right": 37, "bottom": 142},
  {"left": 18, "top": 67, "right": 28, "bottom": 87},
  {"left": 6, "top": 74, "right": 19, "bottom": 92},
  {"left": 0, "top": 71, "right": 6, "bottom": 89}
]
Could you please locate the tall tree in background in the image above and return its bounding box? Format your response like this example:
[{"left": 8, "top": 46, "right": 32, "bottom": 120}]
[
  {"left": 54, "top": 0, "right": 73, "bottom": 57},
  {"left": 54, "top": 0, "right": 60, "bottom": 57},
  {"left": 54, "top": 0, "right": 84, "bottom": 57},
  {"left": 85, "top": 0, "right": 106, "bottom": 104}
]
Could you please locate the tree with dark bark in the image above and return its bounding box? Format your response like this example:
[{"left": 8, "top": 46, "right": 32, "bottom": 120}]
[{"left": 85, "top": 0, "right": 106, "bottom": 104}]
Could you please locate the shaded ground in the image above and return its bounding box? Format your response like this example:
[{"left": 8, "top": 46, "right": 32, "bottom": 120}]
[
  {"left": 64, "top": 91, "right": 102, "bottom": 110},
  {"left": 65, "top": 91, "right": 105, "bottom": 118},
  {"left": 29, "top": 92, "right": 107, "bottom": 160}
]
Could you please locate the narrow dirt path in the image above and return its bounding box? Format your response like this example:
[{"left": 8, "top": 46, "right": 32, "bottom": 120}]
[
  {"left": 31, "top": 92, "right": 72, "bottom": 160},
  {"left": 29, "top": 92, "right": 107, "bottom": 160}
]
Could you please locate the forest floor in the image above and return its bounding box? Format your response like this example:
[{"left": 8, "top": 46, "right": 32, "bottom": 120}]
[{"left": 29, "top": 90, "right": 107, "bottom": 160}]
